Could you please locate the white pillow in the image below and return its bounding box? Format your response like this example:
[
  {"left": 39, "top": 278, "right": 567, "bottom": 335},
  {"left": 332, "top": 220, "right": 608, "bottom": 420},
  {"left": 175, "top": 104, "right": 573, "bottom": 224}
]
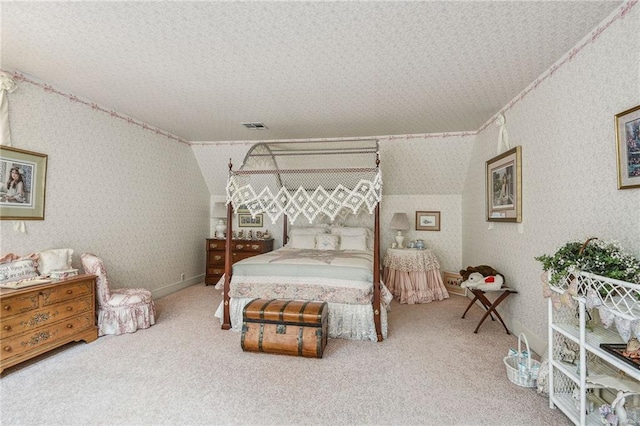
[
  {"left": 0, "top": 259, "right": 38, "bottom": 283},
  {"left": 38, "top": 249, "right": 74, "bottom": 276},
  {"left": 330, "top": 226, "right": 368, "bottom": 237},
  {"left": 289, "top": 234, "right": 317, "bottom": 249},
  {"left": 316, "top": 234, "right": 339, "bottom": 250},
  {"left": 289, "top": 227, "right": 329, "bottom": 236},
  {"left": 339, "top": 234, "right": 368, "bottom": 251},
  {"left": 331, "top": 226, "right": 373, "bottom": 250}
]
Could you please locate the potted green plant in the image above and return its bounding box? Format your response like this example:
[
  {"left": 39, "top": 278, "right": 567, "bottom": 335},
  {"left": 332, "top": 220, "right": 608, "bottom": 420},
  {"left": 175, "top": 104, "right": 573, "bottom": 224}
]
[{"left": 535, "top": 238, "right": 640, "bottom": 286}]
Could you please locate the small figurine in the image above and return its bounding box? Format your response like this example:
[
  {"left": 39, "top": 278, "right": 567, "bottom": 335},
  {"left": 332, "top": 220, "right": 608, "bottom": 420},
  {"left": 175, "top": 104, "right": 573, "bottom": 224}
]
[
  {"left": 560, "top": 342, "right": 577, "bottom": 364},
  {"left": 248, "top": 230, "right": 253, "bottom": 240}
]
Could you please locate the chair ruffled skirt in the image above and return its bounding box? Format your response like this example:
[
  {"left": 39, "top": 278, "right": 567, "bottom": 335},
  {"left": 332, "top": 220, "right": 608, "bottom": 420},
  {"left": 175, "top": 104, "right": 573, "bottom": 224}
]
[{"left": 98, "top": 288, "right": 156, "bottom": 336}]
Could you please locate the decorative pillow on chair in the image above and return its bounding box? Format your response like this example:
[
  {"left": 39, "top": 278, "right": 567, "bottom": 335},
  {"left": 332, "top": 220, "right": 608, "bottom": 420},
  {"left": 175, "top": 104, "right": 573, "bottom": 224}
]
[
  {"left": 38, "top": 249, "right": 74, "bottom": 276},
  {"left": 316, "top": 234, "right": 339, "bottom": 250}
]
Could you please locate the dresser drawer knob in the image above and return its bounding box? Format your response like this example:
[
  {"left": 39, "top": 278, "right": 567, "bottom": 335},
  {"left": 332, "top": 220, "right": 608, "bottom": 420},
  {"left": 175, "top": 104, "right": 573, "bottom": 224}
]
[
  {"left": 251, "top": 245, "right": 260, "bottom": 250},
  {"left": 67, "top": 290, "right": 73, "bottom": 294},
  {"left": 67, "top": 324, "right": 73, "bottom": 329},
  {"left": 211, "top": 244, "right": 219, "bottom": 249},
  {"left": 214, "top": 255, "right": 222, "bottom": 261},
  {"left": 3, "top": 346, "right": 12, "bottom": 352},
  {"left": 3, "top": 305, "right": 10, "bottom": 311},
  {"left": 67, "top": 307, "right": 73, "bottom": 311},
  {"left": 3, "top": 325, "right": 11, "bottom": 331}
]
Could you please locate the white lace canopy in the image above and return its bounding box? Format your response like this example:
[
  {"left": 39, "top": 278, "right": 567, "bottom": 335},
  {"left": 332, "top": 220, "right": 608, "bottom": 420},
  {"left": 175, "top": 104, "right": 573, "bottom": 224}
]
[{"left": 226, "top": 140, "right": 382, "bottom": 224}]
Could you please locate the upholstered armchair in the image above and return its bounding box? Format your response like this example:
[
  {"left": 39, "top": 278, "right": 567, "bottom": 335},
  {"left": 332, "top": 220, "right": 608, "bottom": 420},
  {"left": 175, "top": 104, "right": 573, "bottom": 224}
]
[{"left": 81, "top": 253, "right": 156, "bottom": 336}]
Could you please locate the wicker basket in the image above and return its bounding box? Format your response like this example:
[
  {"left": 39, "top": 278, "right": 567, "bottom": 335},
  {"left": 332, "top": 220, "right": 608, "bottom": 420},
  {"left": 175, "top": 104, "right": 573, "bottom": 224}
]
[{"left": 503, "top": 333, "right": 541, "bottom": 388}]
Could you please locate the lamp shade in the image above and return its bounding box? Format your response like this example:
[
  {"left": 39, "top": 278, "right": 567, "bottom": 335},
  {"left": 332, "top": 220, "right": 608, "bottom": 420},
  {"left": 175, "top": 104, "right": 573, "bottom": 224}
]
[
  {"left": 390, "top": 212, "right": 410, "bottom": 230},
  {"left": 212, "top": 202, "right": 227, "bottom": 218}
]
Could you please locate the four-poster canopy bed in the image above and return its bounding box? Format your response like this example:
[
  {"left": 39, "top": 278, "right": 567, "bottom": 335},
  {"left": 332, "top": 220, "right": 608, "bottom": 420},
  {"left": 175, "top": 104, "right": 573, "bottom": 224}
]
[{"left": 214, "top": 139, "right": 390, "bottom": 342}]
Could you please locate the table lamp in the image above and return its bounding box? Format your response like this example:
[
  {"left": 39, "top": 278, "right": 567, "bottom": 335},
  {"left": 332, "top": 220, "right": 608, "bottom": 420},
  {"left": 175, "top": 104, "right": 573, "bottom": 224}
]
[
  {"left": 390, "top": 212, "right": 410, "bottom": 248},
  {"left": 212, "top": 202, "right": 227, "bottom": 239}
]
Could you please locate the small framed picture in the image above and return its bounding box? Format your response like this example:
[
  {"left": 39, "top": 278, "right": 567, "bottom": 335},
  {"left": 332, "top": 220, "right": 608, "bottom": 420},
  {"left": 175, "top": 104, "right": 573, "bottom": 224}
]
[
  {"left": 443, "top": 271, "right": 466, "bottom": 297},
  {"left": 486, "top": 146, "right": 522, "bottom": 222},
  {"left": 416, "top": 211, "right": 440, "bottom": 231},
  {"left": 238, "top": 213, "right": 263, "bottom": 227},
  {"left": 615, "top": 104, "right": 640, "bottom": 189}
]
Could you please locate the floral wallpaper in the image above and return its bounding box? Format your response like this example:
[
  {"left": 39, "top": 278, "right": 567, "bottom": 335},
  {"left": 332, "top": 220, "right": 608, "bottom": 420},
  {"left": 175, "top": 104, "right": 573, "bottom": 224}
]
[
  {"left": 1, "top": 82, "right": 211, "bottom": 297},
  {"left": 462, "top": 5, "right": 639, "bottom": 352},
  {"left": 197, "top": 134, "right": 473, "bottom": 275},
  {"left": 1, "top": 3, "right": 636, "bottom": 357}
]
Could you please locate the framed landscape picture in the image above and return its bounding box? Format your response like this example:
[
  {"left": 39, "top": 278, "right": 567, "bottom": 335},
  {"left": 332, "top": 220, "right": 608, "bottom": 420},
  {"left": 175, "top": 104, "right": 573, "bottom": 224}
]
[
  {"left": 486, "top": 146, "right": 522, "bottom": 222},
  {"left": 0, "top": 146, "right": 47, "bottom": 220},
  {"left": 443, "top": 271, "right": 466, "bottom": 297},
  {"left": 615, "top": 104, "right": 640, "bottom": 189}
]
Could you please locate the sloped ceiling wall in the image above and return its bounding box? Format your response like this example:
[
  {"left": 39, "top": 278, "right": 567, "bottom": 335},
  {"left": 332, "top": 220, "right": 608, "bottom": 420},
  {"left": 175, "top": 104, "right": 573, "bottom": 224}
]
[{"left": 192, "top": 135, "right": 474, "bottom": 197}]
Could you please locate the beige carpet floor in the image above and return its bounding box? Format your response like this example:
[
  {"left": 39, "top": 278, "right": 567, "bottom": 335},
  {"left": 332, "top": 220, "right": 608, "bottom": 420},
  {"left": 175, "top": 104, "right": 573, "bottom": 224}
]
[{"left": 0, "top": 283, "right": 571, "bottom": 425}]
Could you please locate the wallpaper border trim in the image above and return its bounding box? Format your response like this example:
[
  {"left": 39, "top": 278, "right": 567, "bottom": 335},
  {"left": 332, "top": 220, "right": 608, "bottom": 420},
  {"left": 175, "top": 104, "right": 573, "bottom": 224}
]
[{"left": 2, "top": 70, "right": 189, "bottom": 146}]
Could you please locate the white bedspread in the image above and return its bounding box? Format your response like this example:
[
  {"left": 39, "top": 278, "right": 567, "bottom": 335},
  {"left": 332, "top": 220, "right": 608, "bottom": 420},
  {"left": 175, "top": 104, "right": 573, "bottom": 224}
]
[{"left": 214, "top": 247, "right": 392, "bottom": 341}]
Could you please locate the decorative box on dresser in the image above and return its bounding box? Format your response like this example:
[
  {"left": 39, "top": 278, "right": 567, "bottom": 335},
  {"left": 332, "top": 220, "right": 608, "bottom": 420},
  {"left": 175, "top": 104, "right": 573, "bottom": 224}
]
[
  {"left": 1, "top": 274, "right": 98, "bottom": 373},
  {"left": 205, "top": 238, "right": 274, "bottom": 286}
]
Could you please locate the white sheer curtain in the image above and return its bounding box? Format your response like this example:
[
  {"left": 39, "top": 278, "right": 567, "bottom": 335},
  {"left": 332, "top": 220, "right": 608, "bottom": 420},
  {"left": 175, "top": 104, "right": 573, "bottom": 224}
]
[
  {"left": 0, "top": 72, "right": 17, "bottom": 146},
  {"left": 0, "top": 72, "right": 25, "bottom": 233}
]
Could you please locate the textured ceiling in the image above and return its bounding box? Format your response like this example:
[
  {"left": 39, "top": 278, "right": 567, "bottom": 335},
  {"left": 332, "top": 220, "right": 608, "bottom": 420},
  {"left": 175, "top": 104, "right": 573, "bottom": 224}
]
[{"left": 1, "top": 1, "right": 623, "bottom": 142}]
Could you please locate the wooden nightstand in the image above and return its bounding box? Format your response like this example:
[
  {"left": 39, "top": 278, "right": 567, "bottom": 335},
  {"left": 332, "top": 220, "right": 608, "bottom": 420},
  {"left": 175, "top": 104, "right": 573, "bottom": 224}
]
[{"left": 205, "top": 238, "right": 274, "bottom": 286}]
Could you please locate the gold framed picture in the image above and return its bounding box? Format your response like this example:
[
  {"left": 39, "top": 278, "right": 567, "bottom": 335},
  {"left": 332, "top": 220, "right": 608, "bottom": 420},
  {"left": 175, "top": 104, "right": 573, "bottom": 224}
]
[
  {"left": 443, "top": 271, "right": 466, "bottom": 297},
  {"left": 615, "top": 104, "right": 640, "bottom": 189},
  {"left": 486, "top": 146, "right": 522, "bottom": 222}
]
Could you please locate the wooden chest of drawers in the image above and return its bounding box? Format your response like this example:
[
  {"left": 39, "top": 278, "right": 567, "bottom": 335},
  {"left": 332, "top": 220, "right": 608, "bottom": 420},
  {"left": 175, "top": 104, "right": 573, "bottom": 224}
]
[
  {"left": 205, "top": 238, "right": 274, "bottom": 286},
  {"left": 0, "top": 274, "right": 98, "bottom": 373}
]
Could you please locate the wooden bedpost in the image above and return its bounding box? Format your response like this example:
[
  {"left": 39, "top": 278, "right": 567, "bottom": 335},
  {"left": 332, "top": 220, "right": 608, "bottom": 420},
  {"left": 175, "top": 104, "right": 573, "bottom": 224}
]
[
  {"left": 222, "top": 159, "right": 233, "bottom": 330},
  {"left": 283, "top": 214, "right": 288, "bottom": 245},
  {"left": 373, "top": 154, "right": 383, "bottom": 342}
]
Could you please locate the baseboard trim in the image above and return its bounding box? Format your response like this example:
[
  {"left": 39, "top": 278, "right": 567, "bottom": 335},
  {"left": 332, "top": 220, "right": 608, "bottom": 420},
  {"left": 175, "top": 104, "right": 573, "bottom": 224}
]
[
  {"left": 152, "top": 274, "right": 205, "bottom": 299},
  {"left": 508, "top": 319, "right": 546, "bottom": 358}
]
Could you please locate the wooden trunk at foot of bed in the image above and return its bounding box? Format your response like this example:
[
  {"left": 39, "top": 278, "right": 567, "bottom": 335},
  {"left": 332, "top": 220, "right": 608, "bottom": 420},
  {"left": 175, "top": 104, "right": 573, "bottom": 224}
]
[{"left": 241, "top": 299, "right": 328, "bottom": 358}]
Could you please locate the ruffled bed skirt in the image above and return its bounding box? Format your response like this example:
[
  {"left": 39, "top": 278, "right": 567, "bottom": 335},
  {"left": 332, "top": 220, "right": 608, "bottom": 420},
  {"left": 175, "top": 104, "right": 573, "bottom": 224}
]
[{"left": 215, "top": 297, "right": 388, "bottom": 342}]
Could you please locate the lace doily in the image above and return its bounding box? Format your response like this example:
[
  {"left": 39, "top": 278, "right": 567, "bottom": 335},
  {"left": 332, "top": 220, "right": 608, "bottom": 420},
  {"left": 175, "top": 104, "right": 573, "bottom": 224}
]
[{"left": 383, "top": 249, "right": 441, "bottom": 272}]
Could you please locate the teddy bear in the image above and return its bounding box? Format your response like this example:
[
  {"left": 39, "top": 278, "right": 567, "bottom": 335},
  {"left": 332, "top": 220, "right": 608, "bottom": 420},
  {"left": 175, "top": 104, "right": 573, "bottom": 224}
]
[
  {"left": 459, "top": 265, "right": 505, "bottom": 291},
  {"left": 459, "top": 265, "right": 500, "bottom": 281}
]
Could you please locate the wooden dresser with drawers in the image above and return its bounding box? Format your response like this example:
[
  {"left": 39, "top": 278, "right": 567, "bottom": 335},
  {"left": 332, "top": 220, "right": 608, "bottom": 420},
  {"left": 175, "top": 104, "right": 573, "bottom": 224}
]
[
  {"left": 0, "top": 274, "right": 98, "bottom": 373},
  {"left": 205, "top": 238, "right": 274, "bottom": 286}
]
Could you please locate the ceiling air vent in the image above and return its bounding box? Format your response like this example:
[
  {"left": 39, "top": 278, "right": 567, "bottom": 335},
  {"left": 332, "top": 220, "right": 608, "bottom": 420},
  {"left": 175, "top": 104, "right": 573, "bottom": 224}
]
[{"left": 241, "top": 122, "right": 268, "bottom": 130}]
